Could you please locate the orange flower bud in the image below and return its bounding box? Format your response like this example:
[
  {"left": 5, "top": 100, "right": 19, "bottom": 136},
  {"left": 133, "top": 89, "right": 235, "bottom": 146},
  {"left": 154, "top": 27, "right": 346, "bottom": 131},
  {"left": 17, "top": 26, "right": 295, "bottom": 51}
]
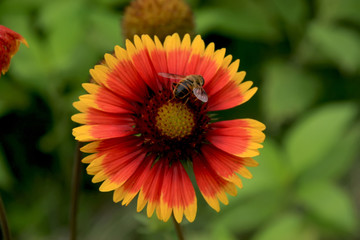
[{"left": 122, "top": 0, "right": 195, "bottom": 41}]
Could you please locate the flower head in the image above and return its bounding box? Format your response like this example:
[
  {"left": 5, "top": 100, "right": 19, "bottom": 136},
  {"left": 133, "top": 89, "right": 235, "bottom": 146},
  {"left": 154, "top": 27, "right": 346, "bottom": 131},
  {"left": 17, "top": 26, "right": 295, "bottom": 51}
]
[
  {"left": 72, "top": 33, "right": 265, "bottom": 223},
  {"left": 122, "top": 0, "right": 195, "bottom": 41},
  {"left": 0, "top": 25, "right": 28, "bottom": 76}
]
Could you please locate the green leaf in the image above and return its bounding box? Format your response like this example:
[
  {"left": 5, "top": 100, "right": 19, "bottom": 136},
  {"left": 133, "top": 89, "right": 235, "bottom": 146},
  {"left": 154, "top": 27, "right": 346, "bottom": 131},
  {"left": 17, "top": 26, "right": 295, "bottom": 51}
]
[
  {"left": 38, "top": 1, "right": 87, "bottom": 73},
  {"left": 301, "top": 121, "right": 360, "bottom": 181},
  {"left": 307, "top": 22, "right": 360, "bottom": 74},
  {"left": 211, "top": 225, "right": 236, "bottom": 240},
  {"left": 271, "top": 0, "right": 309, "bottom": 45},
  {"left": 93, "top": 0, "right": 129, "bottom": 7},
  {"left": 38, "top": 0, "right": 85, "bottom": 30},
  {"left": 316, "top": 0, "right": 360, "bottom": 26},
  {"left": 196, "top": 1, "right": 280, "bottom": 41},
  {"left": 252, "top": 213, "right": 311, "bottom": 240},
  {"left": 262, "top": 60, "right": 321, "bottom": 126},
  {"left": 87, "top": 8, "right": 123, "bottom": 52},
  {"left": 296, "top": 181, "right": 358, "bottom": 233},
  {"left": 271, "top": 0, "right": 308, "bottom": 27},
  {"left": 0, "top": 0, "right": 48, "bottom": 14},
  {"left": 284, "top": 102, "right": 358, "bottom": 175},
  {"left": 212, "top": 191, "right": 284, "bottom": 234}
]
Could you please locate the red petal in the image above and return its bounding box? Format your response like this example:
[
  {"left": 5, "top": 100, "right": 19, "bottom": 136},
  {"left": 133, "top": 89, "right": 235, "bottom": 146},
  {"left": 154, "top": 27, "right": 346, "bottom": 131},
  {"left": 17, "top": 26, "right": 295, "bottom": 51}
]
[
  {"left": 104, "top": 54, "right": 148, "bottom": 103},
  {"left": 193, "top": 154, "right": 236, "bottom": 212},
  {"left": 91, "top": 148, "right": 147, "bottom": 192},
  {"left": 201, "top": 144, "right": 245, "bottom": 180},
  {"left": 143, "top": 35, "right": 168, "bottom": 73},
  {"left": 205, "top": 66, "right": 231, "bottom": 96},
  {"left": 208, "top": 81, "right": 243, "bottom": 111},
  {"left": 160, "top": 161, "right": 197, "bottom": 222},
  {"left": 103, "top": 150, "right": 147, "bottom": 185},
  {"left": 167, "top": 49, "right": 191, "bottom": 77},
  {"left": 207, "top": 130, "right": 261, "bottom": 157},
  {"left": 81, "top": 83, "right": 136, "bottom": 113},
  {"left": 138, "top": 158, "right": 167, "bottom": 217},
  {"left": 85, "top": 140, "right": 147, "bottom": 189},
  {"left": 73, "top": 124, "right": 135, "bottom": 141},
  {"left": 126, "top": 38, "right": 160, "bottom": 92},
  {"left": 72, "top": 109, "right": 134, "bottom": 125},
  {"left": 80, "top": 136, "right": 143, "bottom": 155},
  {"left": 95, "top": 136, "right": 142, "bottom": 152},
  {"left": 206, "top": 119, "right": 265, "bottom": 157},
  {"left": 92, "top": 124, "right": 135, "bottom": 138},
  {"left": 113, "top": 155, "right": 156, "bottom": 205},
  {"left": 211, "top": 119, "right": 266, "bottom": 130}
]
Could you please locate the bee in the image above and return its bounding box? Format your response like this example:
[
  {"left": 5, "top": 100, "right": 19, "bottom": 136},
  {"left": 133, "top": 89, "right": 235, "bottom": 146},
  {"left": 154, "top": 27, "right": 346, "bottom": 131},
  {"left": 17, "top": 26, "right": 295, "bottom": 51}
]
[{"left": 158, "top": 73, "right": 208, "bottom": 102}]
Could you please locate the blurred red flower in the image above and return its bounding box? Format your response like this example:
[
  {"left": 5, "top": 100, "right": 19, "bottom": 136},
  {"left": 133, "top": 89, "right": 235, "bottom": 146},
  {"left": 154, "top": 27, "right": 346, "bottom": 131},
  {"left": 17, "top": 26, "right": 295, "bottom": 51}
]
[{"left": 0, "top": 25, "right": 28, "bottom": 76}]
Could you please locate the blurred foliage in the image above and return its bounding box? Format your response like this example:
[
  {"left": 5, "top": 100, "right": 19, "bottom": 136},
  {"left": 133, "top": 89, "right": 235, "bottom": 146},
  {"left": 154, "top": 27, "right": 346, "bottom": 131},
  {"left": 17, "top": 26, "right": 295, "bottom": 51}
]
[{"left": 1, "top": 0, "right": 360, "bottom": 239}]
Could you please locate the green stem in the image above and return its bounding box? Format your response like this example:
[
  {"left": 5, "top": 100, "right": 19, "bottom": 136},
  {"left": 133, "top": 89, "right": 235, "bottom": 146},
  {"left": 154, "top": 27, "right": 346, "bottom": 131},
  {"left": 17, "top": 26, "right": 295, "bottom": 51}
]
[
  {"left": 0, "top": 195, "right": 11, "bottom": 240},
  {"left": 172, "top": 214, "right": 185, "bottom": 240},
  {"left": 70, "top": 142, "right": 82, "bottom": 240}
]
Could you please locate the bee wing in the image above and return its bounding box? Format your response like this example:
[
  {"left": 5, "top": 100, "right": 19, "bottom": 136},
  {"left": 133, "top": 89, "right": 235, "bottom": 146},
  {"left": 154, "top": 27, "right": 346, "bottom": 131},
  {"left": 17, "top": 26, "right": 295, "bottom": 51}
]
[
  {"left": 158, "top": 72, "right": 186, "bottom": 79},
  {"left": 193, "top": 87, "right": 208, "bottom": 102}
]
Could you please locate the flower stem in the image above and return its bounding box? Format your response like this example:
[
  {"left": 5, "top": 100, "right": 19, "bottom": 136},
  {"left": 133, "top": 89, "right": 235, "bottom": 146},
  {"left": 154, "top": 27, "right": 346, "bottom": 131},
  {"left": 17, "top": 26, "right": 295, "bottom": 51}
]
[
  {"left": 70, "top": 141, "right": 82, "bottom": 240},
  {"left": 172, "top": 214, "right": 185, "bottom": 240},
  {"left": 0, "top": 195, "right": 11, "bottom": 240}
]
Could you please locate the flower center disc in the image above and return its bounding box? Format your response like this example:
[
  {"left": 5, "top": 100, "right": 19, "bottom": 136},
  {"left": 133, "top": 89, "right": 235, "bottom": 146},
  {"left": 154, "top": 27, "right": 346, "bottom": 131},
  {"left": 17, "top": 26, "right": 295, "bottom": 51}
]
[{"left": 155, "top": 102, "right": 195, "bottom": 139}]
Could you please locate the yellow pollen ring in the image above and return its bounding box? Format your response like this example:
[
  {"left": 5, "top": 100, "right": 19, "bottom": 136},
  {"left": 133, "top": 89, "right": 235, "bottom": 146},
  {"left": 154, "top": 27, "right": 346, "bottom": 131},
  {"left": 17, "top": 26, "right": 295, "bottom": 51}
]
[{"left": 155, "top": 102, "right": 195, "bottom": 139}]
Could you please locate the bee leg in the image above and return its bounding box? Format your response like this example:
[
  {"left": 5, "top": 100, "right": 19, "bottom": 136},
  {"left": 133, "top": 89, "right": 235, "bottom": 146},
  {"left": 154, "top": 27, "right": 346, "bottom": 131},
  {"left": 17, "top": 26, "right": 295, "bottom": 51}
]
[
  {"left": 168, "top": 88, "right": 177, "bottom": 102},
  {"left": 168, "top": 95, "right": 175, "bottom": 102},
  {"left": 184, "top": 97, "right": 189, "bottom": 105}
]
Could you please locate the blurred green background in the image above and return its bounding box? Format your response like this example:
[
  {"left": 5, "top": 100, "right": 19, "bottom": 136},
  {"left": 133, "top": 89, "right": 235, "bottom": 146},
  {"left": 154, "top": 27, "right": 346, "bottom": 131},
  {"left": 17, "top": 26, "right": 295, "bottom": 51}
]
[{"left": 1, "top": 0, "right": 360, "bottom": 239}]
